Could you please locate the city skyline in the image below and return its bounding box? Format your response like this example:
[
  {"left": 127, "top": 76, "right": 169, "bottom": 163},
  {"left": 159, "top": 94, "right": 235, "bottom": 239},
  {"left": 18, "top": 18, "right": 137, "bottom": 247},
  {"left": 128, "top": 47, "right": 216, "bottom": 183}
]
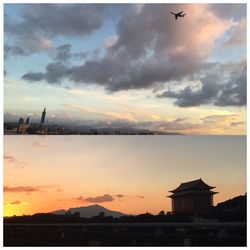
[
  {"left": 4, "top": 136, "right": 246, "bottom": 217},
  {"left": 4, "top": 3, "right": 246, "bottom": 135}
]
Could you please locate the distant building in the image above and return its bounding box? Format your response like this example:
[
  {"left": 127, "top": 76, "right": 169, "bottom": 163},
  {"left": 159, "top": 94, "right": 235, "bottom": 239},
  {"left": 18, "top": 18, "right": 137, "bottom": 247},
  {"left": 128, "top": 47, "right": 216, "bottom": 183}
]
[
  {"left": 168, "top": 178, "right": 218, "bottom": 214},
  {"left": 17, "top": 117, "right": 29, "bottom": 134},
  {"left": 40, "top": 107, "right": 47, "bottom": 134},
  {"left": 15, "top": 107, "right": 48, "bottom": 135}
]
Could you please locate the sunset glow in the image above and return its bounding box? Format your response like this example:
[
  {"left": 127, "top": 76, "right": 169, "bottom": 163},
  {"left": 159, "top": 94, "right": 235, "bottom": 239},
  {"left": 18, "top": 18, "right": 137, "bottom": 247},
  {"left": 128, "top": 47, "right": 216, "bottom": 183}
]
[{"left": 4, "top": 136, "right": 246, "bottom": 217}]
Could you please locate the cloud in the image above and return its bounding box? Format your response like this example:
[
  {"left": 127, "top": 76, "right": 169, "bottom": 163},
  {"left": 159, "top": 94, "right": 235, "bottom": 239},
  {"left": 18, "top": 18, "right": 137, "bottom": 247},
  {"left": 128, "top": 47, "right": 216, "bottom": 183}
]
[
  {"left": 76, "top": 196, "right": 85, "bottom": 201},
  {"left": 224, "top": 18, "right": 246, "bottom": 47},
  {"left": 4, "top": 4, "right": 245, "bottom": 110},
  {"left": 201, "top": 114, "right": 240, "bottom": 126},
  {"left": 4, "top": 44, "right": 30, "bottom": 58},
  {"left": 4, "top": 186, "right": 41, "bottom": 193},
  {"left": 208, "top": 3, "right": 246, "bottom": 21},
  {"left": 4, "top": 185, "right": 57, "bottom": 193},
  {"left": 137, "top": 195, "right": 145, "bottom": 199},
  {"left": 4, "top": 154, "right": 27, "bottom": 168},
  {"left": 5, "top": 4, "right": 111, "bottom": 57},
  {"left": 18, "top": 4, "right": 246, "bottom": 107},
  {"left": 70, "top": 194, "right": 115, "bottom": 203},
  {"left": 32, "top": 142, "right": 47, "bottom": 148},
  {"left": 10, "top": 200, "right": 21, "bottom": 205},
  {"left": 97, "top": 35, "right": 119, "bottom": 52},
  {"left": 4, "top": 200, "right": 27, "bottom": 206},
  {"left": 54, "top": 44, "right": 72, "bottom": 62},
  {"left": 4, "top": 35, "right": 53, "bottom": 58},
  {"left": 57, "top": 188, "right": 64, "bottom": 193},
  {"left": 231, "top": 121, "right": 245, "bottom": 127},
  {"left": 157, "top": 60, "right": 246, "bottom": 107},
  {"left": 84, "top": 194, "right": 114, "bottom": 203},
  {"left": 4, "top": 155, "right": 17, "bottom": 163},
  {"left": 19, "top": 3, "right": 244, "bottom": 109},
  {"left": 115, "top": 194, "right": 124, "bottom": 198},
  {"left": 22, "top": 62, "right": 69, "bottom": 83}
]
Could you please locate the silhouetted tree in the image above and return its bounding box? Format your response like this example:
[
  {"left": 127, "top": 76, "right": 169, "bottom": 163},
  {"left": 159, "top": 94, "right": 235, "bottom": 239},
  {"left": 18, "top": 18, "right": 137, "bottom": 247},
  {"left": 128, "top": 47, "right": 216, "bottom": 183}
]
[{"left": 158, "top": 211, "right": 165, "bottom": 216}]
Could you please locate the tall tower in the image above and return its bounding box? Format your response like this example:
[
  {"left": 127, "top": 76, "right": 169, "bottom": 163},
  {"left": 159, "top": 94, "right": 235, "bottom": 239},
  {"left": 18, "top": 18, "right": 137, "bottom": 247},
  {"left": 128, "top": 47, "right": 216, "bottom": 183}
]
[{"left": 40, "top": 107, "right": 46, "bottom": 131}]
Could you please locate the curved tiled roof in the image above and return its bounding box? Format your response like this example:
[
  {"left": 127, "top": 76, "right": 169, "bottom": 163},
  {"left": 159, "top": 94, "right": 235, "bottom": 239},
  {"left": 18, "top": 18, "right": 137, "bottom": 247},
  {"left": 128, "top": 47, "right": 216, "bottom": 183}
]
[{"left": 169, "top": 178, "right": 215, "bottom": 193}]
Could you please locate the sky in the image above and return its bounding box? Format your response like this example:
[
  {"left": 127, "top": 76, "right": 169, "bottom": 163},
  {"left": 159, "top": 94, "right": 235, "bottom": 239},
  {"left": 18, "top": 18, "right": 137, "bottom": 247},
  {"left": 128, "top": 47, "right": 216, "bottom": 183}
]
[
  {"left": 3, "top": 135, "right": 246, "bottom": 217},
  {"left": 4, "top": 3, "right": 247, "bottom": 135}
]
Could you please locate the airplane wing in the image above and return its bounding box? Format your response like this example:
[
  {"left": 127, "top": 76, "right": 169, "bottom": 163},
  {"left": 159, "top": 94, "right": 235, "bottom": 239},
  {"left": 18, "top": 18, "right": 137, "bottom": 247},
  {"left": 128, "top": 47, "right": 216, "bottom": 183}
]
[
  {"left": 170, "top": 12, "right": 176, "bottom": 15},
  {"left": 177, "top": 11, "right": 183, "bottom": 15}
]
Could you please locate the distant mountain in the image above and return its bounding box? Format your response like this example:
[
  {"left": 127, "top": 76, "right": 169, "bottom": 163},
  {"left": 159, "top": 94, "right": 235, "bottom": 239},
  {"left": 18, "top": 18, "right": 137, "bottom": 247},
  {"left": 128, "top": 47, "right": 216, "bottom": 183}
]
[
  {"left": 51, "top": 204, "right": 126, "bottom": 218},
  {"left": 52, "top": 209, "right": 67, "bottom": 215}
]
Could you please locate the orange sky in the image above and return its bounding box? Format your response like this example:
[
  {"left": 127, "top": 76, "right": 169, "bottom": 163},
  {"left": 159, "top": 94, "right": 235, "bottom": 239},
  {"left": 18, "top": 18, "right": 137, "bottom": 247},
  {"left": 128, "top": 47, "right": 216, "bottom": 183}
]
[{"left": 4, "top": 135, "right": 246, "bottom": 217}]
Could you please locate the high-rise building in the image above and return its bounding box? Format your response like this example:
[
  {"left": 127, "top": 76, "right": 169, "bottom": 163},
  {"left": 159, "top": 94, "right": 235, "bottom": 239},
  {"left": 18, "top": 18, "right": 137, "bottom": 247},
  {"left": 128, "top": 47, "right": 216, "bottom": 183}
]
[
  {"left": 25, "top": 116, "right": 30, "bottom": 125},
  {"left": 39, "top": 107, "right": 47, "bottom": 134},
  {"left": 16, "top": 117, "right": 29, "bottom": 134},
  {"left": 40, "top": 107, "right": 46, "bottom": 128},
  {"left": 168, "top": 178, "right": 218, "bottom": 214},
  {"left": 17, "top": 118, "right": 24, "bottom": 133}
]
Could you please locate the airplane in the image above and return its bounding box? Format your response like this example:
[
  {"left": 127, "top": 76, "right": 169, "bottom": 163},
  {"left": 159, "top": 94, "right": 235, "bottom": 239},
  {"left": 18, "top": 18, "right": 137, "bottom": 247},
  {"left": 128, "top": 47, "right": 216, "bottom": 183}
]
[{"left": 170, "top": 11, "right": 186, "bottom": 20}]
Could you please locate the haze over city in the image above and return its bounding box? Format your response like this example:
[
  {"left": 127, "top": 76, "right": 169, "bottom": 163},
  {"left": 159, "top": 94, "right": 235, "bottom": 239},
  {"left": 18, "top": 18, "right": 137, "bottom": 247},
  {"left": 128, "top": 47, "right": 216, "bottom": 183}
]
[
  {"left": 4, "top": 136, "right": 246, "bottom": 217},
  {"left": 4, "top": 3, "right": 246, "bottom": 135}
]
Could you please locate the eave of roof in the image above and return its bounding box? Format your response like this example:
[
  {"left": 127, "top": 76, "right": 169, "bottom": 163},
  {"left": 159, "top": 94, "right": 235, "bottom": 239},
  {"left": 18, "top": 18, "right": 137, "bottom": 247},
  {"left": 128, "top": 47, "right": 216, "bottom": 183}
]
[{"left": 169, "top": 178, "right": 216, "bottom": 193}]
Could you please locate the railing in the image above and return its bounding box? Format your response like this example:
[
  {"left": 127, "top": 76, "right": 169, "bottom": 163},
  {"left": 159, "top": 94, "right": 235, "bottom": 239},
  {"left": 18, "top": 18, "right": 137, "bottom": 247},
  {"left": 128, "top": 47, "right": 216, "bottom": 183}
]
[{"left": 4, "top": 222, "right": 246, "bottom": 246}]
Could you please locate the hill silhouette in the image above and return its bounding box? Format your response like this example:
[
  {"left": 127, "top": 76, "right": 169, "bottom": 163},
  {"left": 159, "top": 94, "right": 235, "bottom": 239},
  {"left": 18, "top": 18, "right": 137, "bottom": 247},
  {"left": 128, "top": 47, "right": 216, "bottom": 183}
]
[
  {"left": 216, "top": 194, "right": 246, "bottom": 211},
  {"left": 51, "top": 204, "right": 126, "bottom": 218}
]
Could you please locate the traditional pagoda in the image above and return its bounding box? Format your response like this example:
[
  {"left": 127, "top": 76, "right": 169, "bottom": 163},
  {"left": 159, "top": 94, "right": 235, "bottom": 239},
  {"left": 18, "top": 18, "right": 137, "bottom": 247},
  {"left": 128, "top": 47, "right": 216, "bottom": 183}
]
[{"left": 168, "top": 178, "right": 218, "bottom": 214}]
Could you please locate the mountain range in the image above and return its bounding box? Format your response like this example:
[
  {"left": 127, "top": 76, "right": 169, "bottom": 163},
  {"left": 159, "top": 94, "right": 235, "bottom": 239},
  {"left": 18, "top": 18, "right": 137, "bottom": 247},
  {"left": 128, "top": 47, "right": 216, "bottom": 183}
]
[{"left": 51, "top": 204, "right": 126, "bottom": 218}]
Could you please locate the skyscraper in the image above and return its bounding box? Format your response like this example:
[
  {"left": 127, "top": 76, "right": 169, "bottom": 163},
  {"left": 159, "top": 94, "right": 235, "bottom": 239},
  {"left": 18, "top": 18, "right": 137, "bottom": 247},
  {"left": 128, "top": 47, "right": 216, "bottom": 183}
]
[{"left": 40, "top": 107, "right": 46, "bottom": 131}]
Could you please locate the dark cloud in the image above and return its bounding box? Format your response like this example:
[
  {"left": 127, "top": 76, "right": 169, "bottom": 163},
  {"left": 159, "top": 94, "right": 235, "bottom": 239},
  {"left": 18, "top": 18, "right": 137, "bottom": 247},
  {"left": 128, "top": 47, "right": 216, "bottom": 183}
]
[
  {"left": 157, "top": 60, "right": 246, "bottom": 107},
  {"left": 8, "top": 4, "right": 245, "bottom": 108},
  {"left": 10, "top": 200, "right": 21, "bottom": 205},
  {"left": 4, "top": 185, "right": 57, "bottom": 193},
  {"left": 4, "top": 44, "right": 30, "bottom": 59},
  {"left": 158, "top": 79, "right": 219, "bottom": 107},
  {"left": 54, "top": 44, "right": 71, "bottom": 62},
  {"left": 84, "top": 194, "right": 114, "bottom": 203},
  {"left": 5, "top": 4, "right": 111, "bottom": 57},
  {"left": 21, "top": 44, "right": 90, "bottom": 82},
  {"left": 4, "top": 186, "right": 41, "bottom": 193},
  {"left": 115, "top": 194, "right": 124, "bottom": 198},
  {"left": 21, "top": 72, "right": 45, "bottom": 82},
  {"left": 137, "top": 195, "right": 145, "bottom": 199},
  {"left": 22, "top": 4, "right": 209, "bottom": 90},
  {"left": 19, "top": 4, "right": 241, "bottom": 102},
  {"left": 22, "top": 62, "right": 68, "bottom": 83}
]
